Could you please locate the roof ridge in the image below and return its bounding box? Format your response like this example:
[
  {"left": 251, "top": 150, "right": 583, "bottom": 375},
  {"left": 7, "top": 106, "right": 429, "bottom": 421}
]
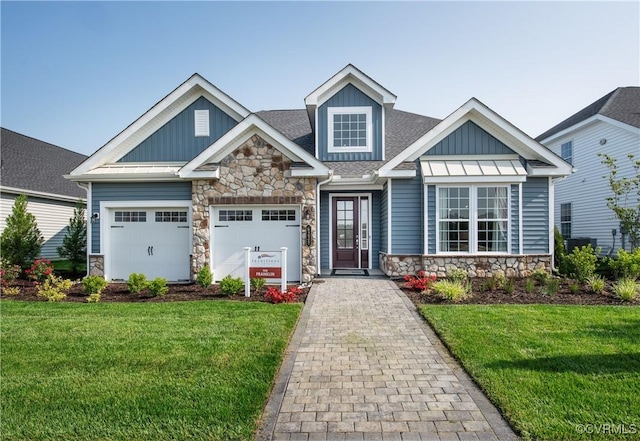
[{"left": 598, "top": 87, "right": 622, "bottom": 116}]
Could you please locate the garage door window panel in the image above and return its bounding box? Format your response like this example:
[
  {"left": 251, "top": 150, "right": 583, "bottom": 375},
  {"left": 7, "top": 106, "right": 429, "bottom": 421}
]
[
  {"left": 219, "top": 210, "right": 252, "bottom": 222},
  {"left": 262, "top": 210, "right": 296, "bottom": 221},
  {"left": 114, "top": 211, "right": 147, "bottom": 223},
  {"left": 155, "top": 211, "right": 188, "bottom": 223}
]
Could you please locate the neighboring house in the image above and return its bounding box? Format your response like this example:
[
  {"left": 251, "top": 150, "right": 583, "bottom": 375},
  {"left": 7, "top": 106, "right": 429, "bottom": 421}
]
[
  {"left": 67, "top": 65, "right": 571, "bottom": 283},
  {"left": 536, "top": 87, "right": 640, "bottom": 254},
  {"left": 1, "top": 128, "right": 87, "bottom": 260}
]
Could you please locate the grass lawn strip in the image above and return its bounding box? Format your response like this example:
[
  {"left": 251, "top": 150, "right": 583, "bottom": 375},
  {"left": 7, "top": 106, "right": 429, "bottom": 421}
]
[
  {"left": 420, "top": 305, "right": 640, "bottom": 441},
  {"left": 1, "top": 300, "right": 301, "bottom": 441}
]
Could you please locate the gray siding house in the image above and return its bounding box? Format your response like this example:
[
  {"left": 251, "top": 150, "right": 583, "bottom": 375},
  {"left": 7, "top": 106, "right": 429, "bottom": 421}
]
[{"left": 67, "top": 65, "right": 571, "bottom": 282}]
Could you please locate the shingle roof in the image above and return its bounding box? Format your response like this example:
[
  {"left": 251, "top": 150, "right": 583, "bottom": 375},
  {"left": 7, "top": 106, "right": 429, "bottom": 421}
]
[
  {"left": 536, "top": 87, "right": 640, "bottom": 141},
  {"left": 256, "top": 108, "right": 441, "bottom": 177},
  {"left": 1, "top": 128, "right": 87, "bottom": 199}
]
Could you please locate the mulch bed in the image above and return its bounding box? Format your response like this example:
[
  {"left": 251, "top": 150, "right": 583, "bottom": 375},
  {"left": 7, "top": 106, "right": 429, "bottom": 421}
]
[
  {"left": 395, "top": 278, "right": 639, "bottom": 306},
  {"left": 1, "top": 279, "right": 308, "bottom": 304}
]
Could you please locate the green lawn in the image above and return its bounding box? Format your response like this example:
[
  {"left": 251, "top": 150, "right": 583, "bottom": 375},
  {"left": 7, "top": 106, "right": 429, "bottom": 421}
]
[
  {"left": 420, "top": 305, "right": 640, "bottom": 440},
  {"left": 1, "top": 300, "right": 301, "bottom": 441}
]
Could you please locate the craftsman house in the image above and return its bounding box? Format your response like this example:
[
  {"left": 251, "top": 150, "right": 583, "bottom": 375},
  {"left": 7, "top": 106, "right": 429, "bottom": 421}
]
[{"left": 67, "top": 65, "right": 572, "bottom": 282}]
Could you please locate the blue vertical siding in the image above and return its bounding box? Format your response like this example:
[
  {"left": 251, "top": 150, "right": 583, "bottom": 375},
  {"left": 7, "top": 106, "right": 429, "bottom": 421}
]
[
  {"left": 391, "top": 175, "right": 423, "bottom": 254},
  {"left": 427, "top": 185, "right": 436, "bottom": 254},
  {"left": 370, "top": 191, "right": 381, "bottom": 268},
  {"left": 318, "top": 84, "right": 383, "bottom": 162},
  {"left": 380, "top": 184, "right": 388, "bottom": 254},
  {"left": 320, "top": 191, "right": 330, "bottom": 269},
  {"left": 511, "top": 184, "right": 520, "bottom": 253},
  {"left": 91, "top": 182, "right": 192, "bottom": 253},
  {"left": 425, "top": 121, "right": 515, "bottom": 156},
  {"left": 119, "top": 97, "right": 238, "bottom": 162},
  {"left": 522, "top": 177, "right": 549, "bottom": 253}
]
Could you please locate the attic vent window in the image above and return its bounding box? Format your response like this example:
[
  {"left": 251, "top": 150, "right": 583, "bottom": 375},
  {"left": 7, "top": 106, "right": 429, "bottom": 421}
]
[{"left": 194, "top": 110, "right": 210, "bottom": 137}]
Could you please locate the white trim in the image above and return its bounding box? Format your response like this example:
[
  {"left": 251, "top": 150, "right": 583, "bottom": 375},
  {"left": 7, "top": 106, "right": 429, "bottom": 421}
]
[
  {"left": 518, "top": 183, "right": 523, "bottom": 254},
  {"left": 1, "top": 186, "right": 86, "bottom": 204},
  {"left": 549, "top": 176, "right": 554, "bottom": 266},
  {"left": 84, "top": 182, "right": 92, "bottom": 276},
  {"left": 323, "top": 183, "right": 383, "bottom": 191},
  {"left": 327, "top": 106, "right": 373, "bottom": 153},
  {"left": 100, "top": 200, "right": 192, "bottom": 280},
  {"left": 387, "top": 180, "right": 392, "bottom": 254},
  {"left": 538, "top": 114, "right": 640, "bottom": 144},
  {"left": 381, "top": 106, "right": 386, "bottom": 161},
  {"left": 328, "top": 193, "right": 372, "bottom": 270},
  {"left": 424, "top": 176, "right": 527, "bottom": 184},
  {"left": 423, "top": 183, "right": 428, "bottom": 255}
]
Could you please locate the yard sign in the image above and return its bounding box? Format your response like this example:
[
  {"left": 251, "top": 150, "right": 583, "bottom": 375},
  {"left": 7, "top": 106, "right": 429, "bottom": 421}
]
[{"left": 244, "top": 247, "right": 287, "bottom": 297}]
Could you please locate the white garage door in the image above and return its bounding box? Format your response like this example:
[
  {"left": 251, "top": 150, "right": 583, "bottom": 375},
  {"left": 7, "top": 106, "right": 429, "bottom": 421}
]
[
  {"left": 212, "top": 206, "right": 301, "bottom": 282},
  {"left": 108, "top": 208, "right": 190, "bottom": 281}
]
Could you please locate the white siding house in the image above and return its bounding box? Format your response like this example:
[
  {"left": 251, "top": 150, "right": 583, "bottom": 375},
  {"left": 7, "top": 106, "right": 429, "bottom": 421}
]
[
  {"left": 537, "top": 87, "right": 640, "bottom": 254},
  {"left": 1, "top": 128, "right": 87, "bottom": 260}
]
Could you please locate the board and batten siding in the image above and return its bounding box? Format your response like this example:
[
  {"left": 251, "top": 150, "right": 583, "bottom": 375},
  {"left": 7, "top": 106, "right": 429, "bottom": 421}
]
[
  {"left": 118, "top": 97, "right": 238, "bottom": 163},
  {"left": 91, "top": 182, "right": 192, "bottom": 253},
  {"left": 546, "top": 120, "right": 640, "bottom": 253},
  {"left": 380, "top": 183, "right": 388, "bottom": 254},
  {"left": 320, "top": 191, "right": 330, "bottom": 269},
  {"left": 427, "top": 185, "right": 436, "bottom": 254},
  {"left": 317, "top": 84, "right": 383, "bottom": 162},
  {"left": 390, "top": 176, "right": 423, "bottom": 254},
  {"left": 522, "top": 177, "right": 549, "bottom": 254},
  {"left": 511, "top": 184, "right": 520, "bottom": 253},
  {"left": 425, "top": 121, "right": 516, "bottom": 156},
  {"left": 0, "top": 193, "right": 83, "bottom": 260}
]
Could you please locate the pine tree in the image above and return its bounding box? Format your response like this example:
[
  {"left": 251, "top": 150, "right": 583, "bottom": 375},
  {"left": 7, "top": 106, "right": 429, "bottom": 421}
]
[
  {"left": 57, "top": 200, "right": 87, "bottom": 273},
  {"left": 0, "top": 194, "right": 44, "bottom": 267}
]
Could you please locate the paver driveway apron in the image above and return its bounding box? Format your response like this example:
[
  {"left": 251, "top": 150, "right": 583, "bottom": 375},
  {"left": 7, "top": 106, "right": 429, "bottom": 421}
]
[{"left": 258, "top": 278, "right": 518, "bottom": 441}]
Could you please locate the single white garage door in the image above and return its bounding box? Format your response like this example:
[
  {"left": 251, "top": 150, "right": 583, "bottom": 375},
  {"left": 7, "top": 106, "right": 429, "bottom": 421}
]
[
  {"left": 108, "top": 208, "right": 190, "bottom": 281},
  {"left": 212, "top": 206, "right": 301, "bottom": 282}
]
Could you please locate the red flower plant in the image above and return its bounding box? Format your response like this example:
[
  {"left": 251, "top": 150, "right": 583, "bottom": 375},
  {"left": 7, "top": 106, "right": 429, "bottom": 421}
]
[{"left": 404, "top": 271, "right": 436, "bottom": 292}]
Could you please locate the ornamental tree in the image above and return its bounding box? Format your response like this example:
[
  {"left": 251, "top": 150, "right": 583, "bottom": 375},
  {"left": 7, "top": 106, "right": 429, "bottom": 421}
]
[
  {"left": 57, "top": 200, "right": 87, "bottom": 273},
  {"left": 0, "top": 194, "right": 43, "bottom": 268}
]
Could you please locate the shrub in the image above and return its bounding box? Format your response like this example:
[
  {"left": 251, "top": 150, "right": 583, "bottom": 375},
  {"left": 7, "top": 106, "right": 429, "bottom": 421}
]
[
  {"left": 432, "top": 280, "right": 471, "bottom": 303},
  {"left": 480, "top": 274, "right": 502, "bottom": 292},
  {"left": 196, "top": 266, "right": 213, "bottom": 288},
  {"left": 0, "top": 259, "right": 21, "bottom": 285},
  {"left": 586, "top": 274, "right": 606, "bottom": 294},
  {"left": 404, "top": 271, "right": 436, "bottom": 292},
  {"left": 265, "top": 286, "right": 301, "bottom": 304},
  {"left": 220, "top": 275, "right": 244, "bottom": 296},
  {"left": 447, "top": 268, "right": 468, "bottom": 284},
  {"left": 568, "top": 280, "right": 581, "bottom": 294},
  {"left": 56, "top": 201, "right": 87, "bottom": 274},
  {"left": 25, "top": 259, "right": 54, "bottom": 284},
  {"left": 86, "top": 293, "right": 101, "bottom": 303},
  {"left": 531, "top": 268, "right": 550, "bottom": 285},
  {"left": 250, "top": 277, "right": 266, "bottom": 292},
  {"left": 608, "top": 248, "right": 640, "bottom": 280},
  {"left": 563, "top": 245, "right": 598, "bottom": 282},
  {"left": 82, "top": 276, "right": 108, "bottom": 295},
  {"left": 0, "top": 194, "right": 43, "bottom": 268},
  {"left": 36, "top": 275, "right": 73, "bottom": 302},
  {"left": 554, "top": 226, "right": 566, "bottom": 273},
  {"left": 502, "top": 278, "right": 515, "bottom": 294},
  {"left": 612, "top": 278, "right": 639, "bottom": 301},
  {"left": 2, "top": 286, "right": 20, "bottom": 296},
  {"left": 148, "top": 278, "right": 168, "bottom": 297},
  {"left": 127, "top": 273, "right": 148, "bottom": 293},
  {"left": 524, "top": 278, "right": 535, "bottom": 293},
  {"left": 540, "top": 278, "right": 560, "bottom": 296}
]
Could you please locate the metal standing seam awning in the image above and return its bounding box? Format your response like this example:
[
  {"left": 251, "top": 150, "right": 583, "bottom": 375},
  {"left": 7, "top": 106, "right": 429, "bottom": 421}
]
[{"left": 420, "top": 158, "right": 527, "bottom": 183}]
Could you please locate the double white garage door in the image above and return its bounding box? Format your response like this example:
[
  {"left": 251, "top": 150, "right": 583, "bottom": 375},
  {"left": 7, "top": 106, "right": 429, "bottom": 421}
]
[{"left": 107, "top": 205, "right": 301, "bottom": 282}]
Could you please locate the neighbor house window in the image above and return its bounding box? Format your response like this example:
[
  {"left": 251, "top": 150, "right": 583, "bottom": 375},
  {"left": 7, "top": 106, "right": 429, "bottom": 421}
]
[
  {"left": 327, "top": 106, "right": 372, "bottom": 153},
  {"left": 194, "top": 110, "right": 210, "bottom": 137},
  {"left": 560, "top": 203, "right": 572, "bottom": 238},
  {"left": 437, "top": 186, "right": 509, "bottom": 253},
  {"left": 561, "top": 141, "right": 573, "bottom": 165}
]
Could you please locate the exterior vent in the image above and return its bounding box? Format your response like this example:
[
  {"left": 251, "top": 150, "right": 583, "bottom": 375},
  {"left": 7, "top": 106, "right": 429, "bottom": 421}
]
[{"left": 194, "top": 110, "right": 210, "bottom": 137}]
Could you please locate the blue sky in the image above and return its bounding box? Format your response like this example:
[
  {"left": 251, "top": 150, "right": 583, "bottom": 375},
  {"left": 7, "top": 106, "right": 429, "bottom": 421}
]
[{"left": 2, "top": 1, "right": 638, "bottom": 156}]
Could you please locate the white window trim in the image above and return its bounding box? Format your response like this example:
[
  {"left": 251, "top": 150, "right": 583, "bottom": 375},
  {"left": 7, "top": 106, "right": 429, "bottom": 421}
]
[
  {"left": 327, "top": 106, "right": 372, "bottom": 153},
  {"left": 560, "top": 140, "right": 573, "bottom": 165},
  {"left": 435, "top": 184, "right": 512, "bottom": 255}
]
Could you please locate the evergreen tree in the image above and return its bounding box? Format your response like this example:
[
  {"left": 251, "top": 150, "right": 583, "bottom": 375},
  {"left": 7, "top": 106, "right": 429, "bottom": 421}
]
[
  {"left": 57, "top": 200, "right": 87, "bottom": 273},
  {"left": 0, "top": 194, "right": 43, "bottom": 267}
]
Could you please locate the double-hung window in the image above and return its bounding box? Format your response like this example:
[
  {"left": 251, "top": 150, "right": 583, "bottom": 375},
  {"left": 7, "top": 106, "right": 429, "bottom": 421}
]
[
  {"left": 560, "top": 203, "right": 572, "bottom": 238},
  {"left": 327, "top": 106, "right": 372, "bottom": 153},
  {"left": 437, "top": 185, "right": 509, "bottom": 253},
  {"left": 561, "top": 141, "right": 573, "bottom": 165}
]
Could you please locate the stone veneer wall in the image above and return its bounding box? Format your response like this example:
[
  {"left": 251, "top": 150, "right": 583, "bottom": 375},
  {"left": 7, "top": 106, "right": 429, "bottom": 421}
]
[
  {"left": 88, "top": 255, "right": 104, "bottom": 277},
  {"left": 380, "top": 253, "right": 552, "bottom": 278},
  {"left": 192, "top": 134, "right": 317, "bottom": 282}
]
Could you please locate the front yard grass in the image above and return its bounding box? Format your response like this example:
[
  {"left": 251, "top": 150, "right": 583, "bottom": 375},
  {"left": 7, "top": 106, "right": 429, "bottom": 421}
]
[
  {"left": 1, "top": 300, "right": 301, "bottom": 441},
  {"left": 420, "top": 305, "right": 640, "bottom": 440}
]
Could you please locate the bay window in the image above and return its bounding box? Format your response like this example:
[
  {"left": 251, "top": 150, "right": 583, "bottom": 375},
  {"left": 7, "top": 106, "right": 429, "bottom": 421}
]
[{"left": 437, "top": 185, "right": 510, "bottom": 253}]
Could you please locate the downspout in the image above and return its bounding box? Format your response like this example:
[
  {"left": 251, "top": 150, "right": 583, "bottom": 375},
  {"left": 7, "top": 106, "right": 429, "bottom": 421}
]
[
  {"left": 76, "top": 182, "right": 90, "bottom": 278},
  {"left": 316, "top": 171, "right": 334, "bottom": 276}
]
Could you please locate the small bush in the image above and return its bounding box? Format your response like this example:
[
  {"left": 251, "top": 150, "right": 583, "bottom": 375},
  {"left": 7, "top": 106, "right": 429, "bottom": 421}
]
[
  {"left": 447, "top": 268, "right": 468, "bottom": 284},
  {"left": 568, "top": 280, "right": 581, "bottom": 294},
  {"left": 36, "top": 275, "right": 73, "bottom": 302},
  {"left": 196, "top": 266, "right": 213, "bottom": 288},
  {"left": 554, "top": 226, "right": 566, "bottom": 273},
  {"left": 531, "top": 268, "right": 550, "bottom": 285},
  {"left": 220, "top": 275, "right": 244, "bottom": 296},
  {"left": 0, "top": 259, "right": 21, "bottom": 285},
  {"left": 524, "top": 278, "right": 535, "bottom": 293},
  {"left": 127, "top": 273, "right": 148, "bottom": 293},
  {"left": 432, "top": 280, "right": 471, "bottom": 303},
  {"left": 612, "top": 278, "right": 639, "bottom": 302},
  {"left": 265, "top": 286, "right": 301, "bottom": 304},
  {"left": 480, "top": 274, "right": 502, "bottom": 292},
  {"left": 82, "top": 276, "right": 108, "bottom": 295},
  {"left": 541, "top": 278, "right": 560, "bottom": 296},
  {"left": 25, "top": 259, "right": 54, "bottom": 284},
  {"left": 502, "top": 278, "right": 515, "bottom": 294},
  {"left": 250, "top": 277, "right": 266, "bottom": 292},
  {"left": 148, "top": 278, "right": 168, "bottom": 297},
  {"left": 2, "top": 286, "right": 20, "bottom": 296},
  {"left": 586, "top": 274, "right": 606, "bottom": 294},
  {"left": 608, "top": 248, "right": 640, "bottom": 280},
  {"left": 563, "top": 245, "right": 598, "bottom": 282},
  {"left": 86, "top": 293, "right": 101, "bottom": 303},
  {"left": 404, "top": 271, "right": 436, "bottom": 292}
]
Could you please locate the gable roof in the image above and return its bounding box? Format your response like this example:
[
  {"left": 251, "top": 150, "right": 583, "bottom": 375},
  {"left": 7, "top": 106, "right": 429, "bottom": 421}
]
[
  {"left": 1, "top": 128, "right": 87, "bottom": 200},
  {"left": 536, "top": 87, "right": 640, "bottom": 142}
]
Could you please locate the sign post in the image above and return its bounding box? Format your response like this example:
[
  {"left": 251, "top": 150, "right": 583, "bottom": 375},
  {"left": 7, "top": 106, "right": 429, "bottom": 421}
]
[{"left": 244, "top": 247, "right": 251, "bottom": 297}]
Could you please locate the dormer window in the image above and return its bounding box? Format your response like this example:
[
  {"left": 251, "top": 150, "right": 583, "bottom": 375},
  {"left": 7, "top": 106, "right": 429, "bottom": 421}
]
[{"left": 327, "top": 106, "right": 372, "bottom": 153}]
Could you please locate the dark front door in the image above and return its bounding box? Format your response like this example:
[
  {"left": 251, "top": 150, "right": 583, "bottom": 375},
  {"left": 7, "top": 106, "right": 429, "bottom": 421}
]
[{"left": 332, "top": 197, "right": 359, "bottom": 268}]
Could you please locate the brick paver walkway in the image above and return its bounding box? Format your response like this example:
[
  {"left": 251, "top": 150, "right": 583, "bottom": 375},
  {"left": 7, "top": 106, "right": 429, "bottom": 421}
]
[{"left": 257, "top": 278, "right": 518, "bottom": 441}]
